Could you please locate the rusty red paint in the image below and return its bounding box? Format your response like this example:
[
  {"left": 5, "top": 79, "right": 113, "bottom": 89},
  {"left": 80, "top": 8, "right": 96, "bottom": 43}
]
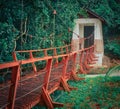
[{"left": 0, "top": 43, "right": 97, "bottom": 109}]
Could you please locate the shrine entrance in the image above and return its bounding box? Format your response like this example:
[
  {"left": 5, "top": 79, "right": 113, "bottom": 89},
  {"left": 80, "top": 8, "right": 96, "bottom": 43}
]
[{"left": 72, "top": 9, "right": 105, "bottom": 66}]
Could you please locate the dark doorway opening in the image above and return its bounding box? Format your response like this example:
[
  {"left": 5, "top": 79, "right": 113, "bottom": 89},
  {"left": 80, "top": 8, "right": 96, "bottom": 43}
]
[{"left": 84, "top": 26, "right": 94, "bottom": 48}]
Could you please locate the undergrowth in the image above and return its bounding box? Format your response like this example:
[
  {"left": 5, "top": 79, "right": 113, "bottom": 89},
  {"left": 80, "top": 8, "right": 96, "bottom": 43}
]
[{"left": 33, "top": 76, "right": 120, "bottom": 109}]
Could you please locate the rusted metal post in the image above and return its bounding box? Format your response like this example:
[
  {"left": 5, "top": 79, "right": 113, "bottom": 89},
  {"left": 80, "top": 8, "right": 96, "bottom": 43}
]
[
  {"left": 79, "top": 50, "right": 86, "bottom": 74},
  {"left": 60, "top": 55, "right": 72, "bottom": 92},
  {"left": 41, "top": 87, "right": 54, "bottom": 109},
  {"left": 42, "top": 56, "right": 64, "bottom": 109},
  {"left": 43, "top": 49, "right": 48, "bottom": 57},
  {"left": 7, "top": 64, "right": 20, "bottom": 109},
  {"left": 62, "top": 56, "right": 68, "bottom": 78},
  {"left": 53, "top": 48, "right": 58, "bottom": 64},
  {"left": 29, "top": 51, "right": 33, "bottom": 58},
  {"left": 71, "top": 53, "right": 80, "bottom": 80},
  {"left": 89, "top": 46, "right": 98, "bottom": 62},
  {"left": 43, "top": 58, "right": 52, "bottom": 90},
  {"left": 83, "top": 49, "right": 90, "bottom": 70},
  {"left": 29, "top": 51, "right": 37, "bottom": 74},
  {"left": 12, "top": 52, "right": 22, "bottom": 79},
  {"left": 60, "top": 47, "right": 63, "bottom": 54},
  {"left": 12, "top": 52, "right": 17, "bottom": 61}
]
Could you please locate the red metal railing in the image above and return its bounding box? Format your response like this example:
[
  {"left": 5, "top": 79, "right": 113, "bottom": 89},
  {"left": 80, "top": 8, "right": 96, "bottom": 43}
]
[{"left": 0, "top": 43, "right": 98, "bottom": 109}]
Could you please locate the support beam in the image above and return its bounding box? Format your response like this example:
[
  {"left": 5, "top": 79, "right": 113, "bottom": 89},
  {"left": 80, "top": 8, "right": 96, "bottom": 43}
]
[
  {"left": 7, "top": 65, "right": 20, "bottom": 109},
  {"left": 41, "top": 87, "right": 64, "bottom": 109}
]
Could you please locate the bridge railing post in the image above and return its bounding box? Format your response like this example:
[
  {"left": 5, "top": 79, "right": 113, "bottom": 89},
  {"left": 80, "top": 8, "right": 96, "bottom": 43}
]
[
  {"left": 71, "top": 53, "right": 77, "bottom": 76},
  {"left": 62, "top": 56, "right": 69, "bottom": 78},
  {"left": 7, "top": 63, "right": 20, "bottom": 109},
  {"left": 43, "top": 58, "right": 52, "bottom": 90},
  {"left": 29, "top": 51, "right": 37, "bottom": 74},
  {"left": 12, "top": 52, "right": 17, "bottom": 61},
  {"left": 89, "top": 46, "right": 97, "bottom": 62},
  {"left": 79, "top": 50, "right": 87, "bottom": 74},
  {"left": 43, "top": 49, "right": 48, "bottom": 57},
  {"left": 53, "top": 48, "right": 58, "bottom": 64},
  {"left": 65, "top": 46, "right": 69, "bottom": 54},
  {"left": 41, "top": 57, "right": 64, "bottom": 109},
  {"left": 60, "top": 47, "right": 63, "bottom": 55}
]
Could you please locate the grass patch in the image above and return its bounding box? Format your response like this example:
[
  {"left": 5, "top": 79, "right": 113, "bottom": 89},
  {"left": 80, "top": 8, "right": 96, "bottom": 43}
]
[{"left": 33, "top": 76, "right": 120, "bottom": 109}]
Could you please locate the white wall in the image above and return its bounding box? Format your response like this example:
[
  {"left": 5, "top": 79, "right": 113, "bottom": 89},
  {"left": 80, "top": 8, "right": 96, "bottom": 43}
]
[{"left": 72, "top": 18, "right": 104, "bottom": 66}]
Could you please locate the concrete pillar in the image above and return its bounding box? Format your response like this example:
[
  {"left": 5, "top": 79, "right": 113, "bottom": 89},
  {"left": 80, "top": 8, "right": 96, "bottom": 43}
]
[
  {"left": 94, "top": 21, "right": 104, "bottom": 66},
  {"left": 72, "top": 23, "right": 79, "bottom": 51},
  {"left": 79, "top": 24, "right": 84, "bottom": 49}
]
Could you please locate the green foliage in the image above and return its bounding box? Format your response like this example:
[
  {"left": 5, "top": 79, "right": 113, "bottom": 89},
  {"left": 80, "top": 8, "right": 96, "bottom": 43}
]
[
  {"left": 105, "top": 40, "right": 120, "bottom": 59},
  {"left": 57, "top": 76, "right": 120, "bottom": 108},
  {"left": 0, "top": 0, "right": 120, "bottom": 62},
  {"left": 0, "top": 22, "right": 19, "bottom": 62},
  {"left": 0, "top": 0, "right": 82, "bottom": 62},
  {"left": 33, "top": 76, "right": 120, "bottom": 108}
]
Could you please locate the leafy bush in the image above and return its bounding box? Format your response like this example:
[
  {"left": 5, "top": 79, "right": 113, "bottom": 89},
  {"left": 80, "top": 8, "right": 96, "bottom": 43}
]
[
  {"left": 0, "top": 22, "right": 19, "bottom": 62},
  {"left": 104, "top": 40, "right": 120, "bottom": 59},
  {"left": 0, "top": 0, "right": 120, "bottom": 62}
]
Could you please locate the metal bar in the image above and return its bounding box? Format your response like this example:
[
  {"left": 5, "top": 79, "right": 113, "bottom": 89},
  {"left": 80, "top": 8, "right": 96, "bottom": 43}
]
[
  {"left": 79, "top": 50, "right": 86, "bottom": 74},
  {"left": 53, "top": 48, "right": 58, "bottom": 63},
  {"left": 21, "top": 56, "right": 52, "bottom": 65},
  {"left": 62, "top": 56, "right": 69, "bottom": 78},
  {"left": 43, "top": 59, "right": 52, "bottom": 90},
  {"left": 29, "top": 51, "right": 37, "bottom": 74},
  {"left": 0, "top": 61, "right": 20, "bottom": 69},
  {"left": 71, "top": 53, "right": 77, "bottom": 76},
  {"left": 7, "top": 65, "right": 20, "bottom": 109},
  {"left": 41, "top": 87, "right": 54, "bottom": 109},
  {"left": 43, "top": 49, "right": 48, "bottom": 57},
  {"left": 15, "top": 44, "right": 71, "bottom": 53},
  {"left": 12, "top": 52, "right": 17, "bottom": 61}
]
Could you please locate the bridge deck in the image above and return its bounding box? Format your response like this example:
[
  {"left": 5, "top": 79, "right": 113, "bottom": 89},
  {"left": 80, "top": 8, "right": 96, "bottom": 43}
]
[{"left": 0, "top": 45, "right": 96, "bottom": 109}]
